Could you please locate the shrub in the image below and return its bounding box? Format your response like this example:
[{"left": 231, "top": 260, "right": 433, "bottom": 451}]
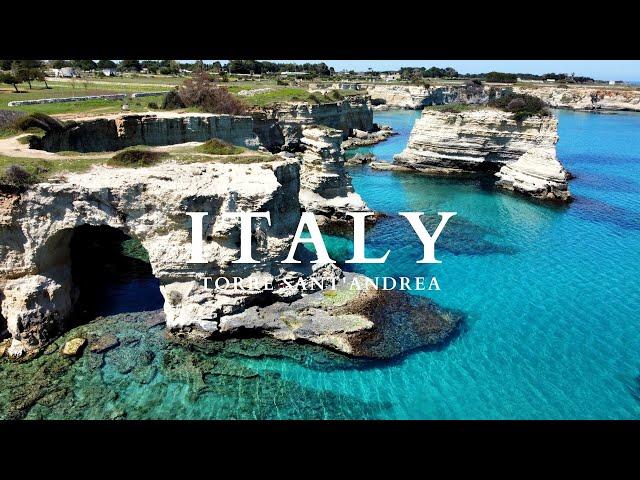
[
  {"left": 308, "top": 93, "right": 324, "bottom": 104},
  {"left": 489, "top": 92, "right": 550, "bottom": 120},
  {"left": 1, "top": 165, "right": 35, "bottom": 187},
  {"left": 276, "top": 79, "right": 288, "bottom": 86},
  {"left": 147, "top": 102, "right": 158, "bottom": 109},
  {"left": 162, "top": 90, "right": 185, "bottom": 110},
  {"left": 196, "top": 139, "right": 244, "bottom": 155},
  {"left": 108, "top": 149, "right": 167, "bottom": 167},
  {"left": 178, "top": 70, "right": 247, "bottom": 115}
]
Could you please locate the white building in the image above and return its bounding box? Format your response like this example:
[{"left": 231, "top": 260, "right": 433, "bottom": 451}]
[
  {"left": 380, "top": 73, "right": 401, "bottom": 82},
  {"left": 52, "top": 67, "right": 77, "bottom": 78},
  {"left": 102, "top": 68, "right": 117, "bottom": 77}
]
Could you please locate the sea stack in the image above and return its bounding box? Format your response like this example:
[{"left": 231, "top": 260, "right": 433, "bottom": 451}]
[
  {"left": 393, "top": 108, "right": 571, "bottom": 202},
  {"left": 298, "top": 126, "right": 368, "bottom": 221}
]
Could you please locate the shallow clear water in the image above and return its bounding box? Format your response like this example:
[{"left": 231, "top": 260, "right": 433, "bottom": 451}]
[
  {"left": 3, "top": 108, "right": 639, "bottom": 419},
  {"left": 244, "top": 109, "right": 640, "bottom": 419}
]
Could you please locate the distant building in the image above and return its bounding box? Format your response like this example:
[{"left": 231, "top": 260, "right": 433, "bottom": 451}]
[
  {"left": 336, "top": 82, "right": 362, "bottom": 90},
  {"left": 102, "top": 68, "right": 117, "bottom": 77},
  {"left": 380, "top": 73, "right": 401, "bottom": 82},
  {"left": 608, "top": 80, "right": 624, "bottom": 85},
  {"left": 52, "top": 67, "right": 77, "bottom": 78},
  {"left": 545, "top": 78, "right": 556, "bottom": 83},
  {"left": 279, "top": 71, "right": 310, "bottom": 78}
]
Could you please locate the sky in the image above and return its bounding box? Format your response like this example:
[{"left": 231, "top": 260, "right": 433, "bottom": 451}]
[{"left": 209, "top": 60, "right": 640, "bottom": 82}]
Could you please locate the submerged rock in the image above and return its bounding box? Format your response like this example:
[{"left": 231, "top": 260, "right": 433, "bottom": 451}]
[
  {"left": 345, "top": 153, "right": 376, "bottom": 165},
  {"left": 212, "top": 272, "right": 461, "bottom": 359},
  {"left": 89, "top": 333, "right": 120, "bottom": 354},
  {"left": 61, "top": 338, "right": 86, "bottom": 357}
]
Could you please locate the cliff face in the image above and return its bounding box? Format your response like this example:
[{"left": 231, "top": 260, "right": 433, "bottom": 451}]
[
  {"left": 261, "top": 98, "right": 374, "bottom": 140},
  {"left": 298, "top": 126, "right": 367, "bottom": 219},
  {"left": 366, "top": 84, "right": 498, "bottom": 109},
  {"left": 36, "top": 112, "right": 261, "bottom": 153},
  {"left": 394, "top": 109, "right": 571, "bottom": 201},
  {"left": 366, "top": 83, "right": 640, "bottom": 112},
  {"left": 513, "top": 86, "right": 640, "bottom": 112}
]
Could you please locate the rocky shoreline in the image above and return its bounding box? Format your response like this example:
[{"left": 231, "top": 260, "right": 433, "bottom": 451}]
[
  {"left": 365, "top": 83, "right": 640, "bottom": 112},
  {"left": 0, "top": 104, "right": 462, "bottom": 362}
]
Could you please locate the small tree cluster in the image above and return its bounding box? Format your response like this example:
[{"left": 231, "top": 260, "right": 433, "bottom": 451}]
[
  {"left": 485, "top": 72, "right": 518, "bottom": 83},
  {"left": 489, "top": 93, "right": 550, "bottom": 121},
  {"left": 177, "top": 71, "right": 247, "bottom": 115}
]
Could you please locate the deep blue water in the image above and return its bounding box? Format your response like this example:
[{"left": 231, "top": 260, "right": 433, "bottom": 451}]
[{"left": 242, "top": 109, "right": 640, "bottom": 419}]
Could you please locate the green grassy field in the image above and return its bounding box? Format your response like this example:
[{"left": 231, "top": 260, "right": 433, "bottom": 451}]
[{"left": 0, "top": 78, "right": 174, "bottom": 115}]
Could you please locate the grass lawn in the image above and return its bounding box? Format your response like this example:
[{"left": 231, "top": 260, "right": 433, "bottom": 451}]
[
  {"left": 0, "top": 79, "right": 171, "bottom": 116},
  {"left": 237, "top": 87, "right": 357, "bottom": 107}
]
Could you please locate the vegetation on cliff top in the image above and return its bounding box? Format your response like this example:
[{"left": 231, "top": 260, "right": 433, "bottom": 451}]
[
  {"left": 0, "top": 155, "right": 103, "bottom": 184},
  {"left": 196, "top": 139, "right": 244, "bottom": 155},
  {"left": 167, "top": 70, "right": 248, "bottom": 115},
  {"left": 108, "top": 148, "right": 168, "bottom": 168},
  {"left": 489, "top": 92, "right": 551, "bottom": 121}
]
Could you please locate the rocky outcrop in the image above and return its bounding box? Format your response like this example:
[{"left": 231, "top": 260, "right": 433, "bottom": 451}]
[
  {"left": 260, "top": 97, "right": 374, "bottom": 140},
  {"left": 33, "top": 112, "right": 261, "bottom": 153},
  {"left": 495, "top": 147, "right": 571, "bottom": 202},
  {"left": 366, "top": 82, "right": 640, "bottom": 112},
  {"left": 366, "top": 84, "right": 500, "bottom": 109},
  {"left": 216, "top": 272, "right": 460, "bottom": 359},
  {"left": 0, "top": 157, "right": 459, "bottom": 359},
  {"left": 298, "top": 126, "right": 368, "bottom": 224},
  {"left": 0, "top": 159, "right": 310, "bottom": 354},
  {"left": 513, "top": 85, "right": 640, "bottom": 112},
  {"left": 394, "top": 108, "right": 571, "bottom": 201}
]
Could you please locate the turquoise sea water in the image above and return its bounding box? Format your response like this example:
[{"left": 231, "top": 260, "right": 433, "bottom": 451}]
[
  {"left": 2, "top": 108, "right": 639, "bottom": 419},
  {"left": 245, "top": 109, "right": 640, "bottom": 419}
]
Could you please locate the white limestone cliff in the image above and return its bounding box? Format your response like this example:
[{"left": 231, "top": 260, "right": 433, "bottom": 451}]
[
  {"left": 298, "top": 126, "right": 367, "bottom": 219},
  {"left": 393, "top": 108, "right": 571, "bottom": 202},
  {"left": 495, "top": 147, "right": 571, "bottom": 202}
]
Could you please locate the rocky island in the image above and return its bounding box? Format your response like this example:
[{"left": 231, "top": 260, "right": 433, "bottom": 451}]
[{"left": 392, "top": 107, "right": 571, "bottom": 202}]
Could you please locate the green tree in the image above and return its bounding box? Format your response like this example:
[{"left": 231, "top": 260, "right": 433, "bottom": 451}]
[
  {"left": 72, "top": 59, "right": 97, "bottom": 71},
  {"left": 118, "top": 59, "right": 142, "bottom": 72},
  {"left": 12, "top": 60, "right": 47, "bottom": 89},
  {"left": 97, "top": 59, "right": 117, "bottom": 69},
  {"left": 0, "top": 73, "right": 20, "bottom": 92},
  {"left": 48, "top": 60, "right": 70, "bottom": 69}
]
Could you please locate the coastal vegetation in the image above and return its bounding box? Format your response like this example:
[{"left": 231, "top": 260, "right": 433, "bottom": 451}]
[
  {"left": 175, "top": 71, "right": 247, "bottom": 115},
  {"left": 0, "top": 155, "right": 102, "bottom": 184},
  {"left": 196, "top": 139, "right": 244, "bottom": 155},
  {"left": 489, "top": 92, "right": 550, "bottom": 120},
  {"left": 108, "top": 148, "right": 168, "bottom": 167}
]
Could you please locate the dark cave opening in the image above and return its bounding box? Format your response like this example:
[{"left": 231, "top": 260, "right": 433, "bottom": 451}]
[
  {"left": 69, "top": 225, "right": 164, "bottom": 324},
  {"left": 0, "top": 312, "right": 8, "bottom": 340}
]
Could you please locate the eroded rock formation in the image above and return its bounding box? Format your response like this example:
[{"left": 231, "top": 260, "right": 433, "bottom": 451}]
[
  {"left": 298, "top": 126, "right": 368, "bottom": 225},
  {"left": 0, "top": 157, "right": 458, "bottom": 359},
  {"left": 394, "top": 108, "right": 571, "bottom": 201}
]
